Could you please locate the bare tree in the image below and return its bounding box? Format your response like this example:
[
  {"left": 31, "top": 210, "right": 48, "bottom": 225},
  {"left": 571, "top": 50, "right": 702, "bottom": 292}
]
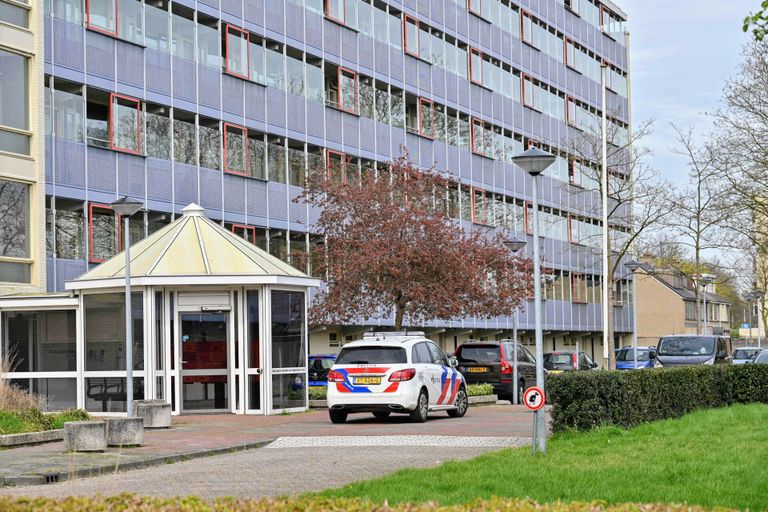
[{"left": 567, "top": 117, "right": 673, "bottom": 368}]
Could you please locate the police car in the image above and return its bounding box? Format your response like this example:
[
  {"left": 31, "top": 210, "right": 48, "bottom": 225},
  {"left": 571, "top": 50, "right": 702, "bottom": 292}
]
[{"left": 326, "top": 332, "right": 468, "bottom": 423}]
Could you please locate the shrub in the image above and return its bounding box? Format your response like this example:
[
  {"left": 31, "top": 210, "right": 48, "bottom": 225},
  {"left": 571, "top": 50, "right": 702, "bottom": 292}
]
[
  {"left": 0, "top": 355, "right": 46, "bottom": 412},
  {"left": 0, "top": 495, "right": 732, "bottom": 512},
  {"left": 467, "top": 383, "right": 494, "bottom": 397},
  {"left": 547, "top": 364, "right": 768, "bottom": 432},
  {"left": 309, "top": 386, "right": 327, "bottom": 400}
]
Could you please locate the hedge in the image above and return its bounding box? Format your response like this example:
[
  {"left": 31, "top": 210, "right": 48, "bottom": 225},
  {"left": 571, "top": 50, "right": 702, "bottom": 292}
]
[
  {"left": 0, "top": 495, "right": 735, "bottom": 512},
  {"left": 0, "top": 408, "right": 88, "bottom": 435},
  {"left": 547, "top": 364, "right": 768, "bottom": 432}
]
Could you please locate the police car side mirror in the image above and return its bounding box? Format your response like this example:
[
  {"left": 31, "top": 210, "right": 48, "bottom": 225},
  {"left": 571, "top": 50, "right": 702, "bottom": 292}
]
[{"left": 449, "top": 356, "right": 458, "bottom": 367}]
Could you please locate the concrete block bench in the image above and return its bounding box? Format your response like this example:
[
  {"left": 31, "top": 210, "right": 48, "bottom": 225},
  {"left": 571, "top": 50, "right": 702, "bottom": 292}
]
[
  {"left": 64, "top": 421, "right": 106, "bottom": 452},
  {"left": 106, "top": 417, "right": 144, "bottom": 447},
  {"left": 134, "top": 400, "right": 172, "bottom": 428}
]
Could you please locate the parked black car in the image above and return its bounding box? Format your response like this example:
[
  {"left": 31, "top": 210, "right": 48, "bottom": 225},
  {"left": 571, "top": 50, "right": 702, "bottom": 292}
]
[
  {"left": 455, "top": 340, "right": 536, "bottom": 401},
  {"left": 543, "top": 351, "right": 598, "bottom": 373}
]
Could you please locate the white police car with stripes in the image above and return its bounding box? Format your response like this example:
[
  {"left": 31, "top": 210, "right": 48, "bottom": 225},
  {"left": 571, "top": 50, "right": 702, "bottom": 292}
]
[{"left": 326, "top": 332, "right": 468, "bottom": 423}]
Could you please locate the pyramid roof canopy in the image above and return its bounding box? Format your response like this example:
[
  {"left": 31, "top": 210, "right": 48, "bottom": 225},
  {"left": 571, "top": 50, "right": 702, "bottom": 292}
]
[{"left": 67, "top": 204, "right": 321, "bottom": 290}]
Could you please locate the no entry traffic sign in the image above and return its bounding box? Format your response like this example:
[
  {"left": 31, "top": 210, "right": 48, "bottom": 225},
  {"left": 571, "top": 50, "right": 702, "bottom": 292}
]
[{"left": 523, "top": 386, "right": 546, "bottom": 411}]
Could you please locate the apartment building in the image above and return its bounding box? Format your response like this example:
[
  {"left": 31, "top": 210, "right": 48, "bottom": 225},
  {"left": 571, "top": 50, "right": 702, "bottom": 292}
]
[{"left": 37, "top": 0, "right": 631, "bottom": 364}]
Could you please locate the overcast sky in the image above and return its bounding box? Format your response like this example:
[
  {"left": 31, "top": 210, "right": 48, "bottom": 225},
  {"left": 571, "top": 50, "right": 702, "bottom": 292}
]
[{"left": 618, "top": 0, "right": 755, "bottom": 183}]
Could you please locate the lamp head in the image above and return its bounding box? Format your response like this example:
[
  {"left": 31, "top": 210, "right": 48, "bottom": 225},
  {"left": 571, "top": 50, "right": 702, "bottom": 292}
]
[
  {"left": 511, "top": 148, "right": 557, "bottom": 177},
  {"left": 110, "top": 196, "right": 143, "bottom": 217},
  {"left": 624, "top": 260, "right": 642, "bottom": 273},
  {"left": 504, "top": 238, "right": 527, "bottom": 253}
]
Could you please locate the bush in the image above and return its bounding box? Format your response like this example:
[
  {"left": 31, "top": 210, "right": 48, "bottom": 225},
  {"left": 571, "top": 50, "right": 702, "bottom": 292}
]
[
  {"left": 547, "top": 364, "right": 768, "bottom": 432},
  {"left": 467, "top": 383, "right": 494, "bottom": 397},
  {"left": 0, "top": 408, "right": 89, "bottom": 435},
  {"left": 0, "top": 495, "right": 730, "bottom": 512},
  {"left": 309, "top": 386, "right": 327, "bottom": 400},
  {"left": 0, "top": 355, "right": 46, "bottom": 412}
]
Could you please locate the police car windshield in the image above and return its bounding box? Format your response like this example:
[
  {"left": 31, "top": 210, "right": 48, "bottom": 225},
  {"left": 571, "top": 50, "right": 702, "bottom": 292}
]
[
  {"left": 335, "top": 346, "right": 407, "bottom": 364},
  {"left": 658, "top": 336, "right": 715, "bottom": 356}
]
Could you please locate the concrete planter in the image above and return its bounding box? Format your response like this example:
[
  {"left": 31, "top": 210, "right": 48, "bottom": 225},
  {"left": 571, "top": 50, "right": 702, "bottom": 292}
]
[
  {"left": 106, "top": 417, "right": 144, "bottom": 447},
  {"left": 309, "top": 399, "right": 327, "bottom": 408},
  {"left": 0, "top": 429, "right": 63, "bottom": 448},
  {"left": 134, "top": 400, "right": 172, "bottom": 429},
  {"left": 64, "top": 421, "right": 106, "bottom": 452}
]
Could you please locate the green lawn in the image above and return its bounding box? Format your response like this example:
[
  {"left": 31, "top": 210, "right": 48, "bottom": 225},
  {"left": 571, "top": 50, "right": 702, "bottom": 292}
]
[
  {"left": 0, "top": 409, "right": 88, "bottom": 435},
  {"left": 321, "top": 404, "right": 768, "bottom": 510}
]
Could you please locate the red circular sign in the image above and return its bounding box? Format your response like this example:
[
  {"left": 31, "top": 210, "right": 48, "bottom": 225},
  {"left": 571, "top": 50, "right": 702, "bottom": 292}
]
[{"left": 523, "top": 387, "right": 546, "bottom": 411}]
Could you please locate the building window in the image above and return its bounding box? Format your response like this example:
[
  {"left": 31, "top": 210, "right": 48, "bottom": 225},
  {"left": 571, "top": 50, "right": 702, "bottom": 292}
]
[
  {"left": 471, "top": 188, "right": 491, "bottom": 225},
  {"left": 0, "top": 0, "right": 29, "bottom": 28},
  {"left": 225, "top": 24, "right": 250, "bottom": 79},
  {"left": 109, "top": 93, "right": 141, "bottom": 154},
  {"left": 0, "top": 179, "right": 30, "bottom": 283},
  {"left": 524, "top": 201, "right": 533, "bottom": 234},
  {"left": 337, "top": 67, "right": 358, "bottom": 114},
  {"left": 564, "top": 37, "right": 576, "bottom": 70},
  {"left": 326, "top": 149, "right": 347, "bottom": 184},
  {"left": 572, "top": 274, "right": 587, "bottom": 303},
  {"left": 521, "top": 10, "right": 532, "bottom": 46},
  {"left": 467, "top": 0, "right": 481, "bottom": 17},
  {"left": 0, "top": 49, "right": 29, "bottom": 156},
  {"left": 4, "top": 311, "right": 77, "bottom": 372},
  {"left": 325, "top": 0, "right": 345, "bottom": 24},
  {"left": 418, "top": 98, "right": 435, "bottom": 139},
  {"left": 86, "top": 0, "right": 117, "bottom": 35},
  {"left": 231, "top": 223, "right": 256, "bottom": 243},
  {"left": 89, "top": 203, "right": 119, "bottom": 263},
  {"left": 223, "top": 123, "right": 248, "bottom": 176},
  {"left": 404, "top": 15, "right": 419, "bottom": 57},
  {"left": 469, "top": 48, "right": 483, "bottom": 85},
  {"left": 470, "top": 117, "right": 487, "bottom": 156},
  {"left": 566, "top": 97, "right": 577, "bottom": 127}
]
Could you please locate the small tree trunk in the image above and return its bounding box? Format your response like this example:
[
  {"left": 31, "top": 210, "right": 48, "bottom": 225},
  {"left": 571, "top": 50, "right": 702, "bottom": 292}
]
[
  {"left": 394, "top": 303, "right": 405, "bottom": 330},
  {"left": 607, "top": 287, "right": 615, "bottom": 370}
]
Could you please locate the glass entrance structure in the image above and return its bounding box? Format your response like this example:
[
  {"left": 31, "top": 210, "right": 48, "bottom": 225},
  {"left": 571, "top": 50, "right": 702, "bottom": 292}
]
[{"left": 0, "top": 204, "right": 320, "bottom": 415}]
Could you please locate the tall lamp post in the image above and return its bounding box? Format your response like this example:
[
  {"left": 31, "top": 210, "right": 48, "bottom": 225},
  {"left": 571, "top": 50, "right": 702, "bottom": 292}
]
[
  {"left": 698, "top": 274, "right": 715, "bottom": 335},
  {"left": 749, "top": 290, "right": 765, "bottom": 348},
  {"left": 512, "top": 147, "right": 556, "bottom": 454},
  {"left": 110, "top": 196, "right": 144, "bottom": 417},
  {"left": 504, "top": 237, "right": 527, "bottom": 405},
  {"left": 624, "top": 260, "right": 642, "bottom": 369}
]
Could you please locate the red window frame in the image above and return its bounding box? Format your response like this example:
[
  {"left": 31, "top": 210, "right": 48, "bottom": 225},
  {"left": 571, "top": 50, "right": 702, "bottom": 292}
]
[
  {"left": 231, "top": 223, "right": 257, "bottom": 244},
  {"left": 600, "top": 5, "right": 610, "bottom": 33},
  {"left": 325, "top": 0, "right": 346, "bottom": 25},
  {"left": 521, "top": 74, "right": 536, "bottom": 110},
  {"left": 85, "top": 0, "right": 118, "bottom": 36},
  {"left": 471, "top": 188, "right": 490, "bottom": 225},
  {"left": 571, "top": 273, "right": 587, "bottom": 303},
  {"left": 469, "top": 47, "right": 483, "bottom": 85},
  {"left": 569, "top": 158, "right": 584, "bottom": 188},
  {"left": 88, "top": 203, "right": 122, "bottom": 263},
  {"left": 564, "top": 37, "right": 576, "bottom": 70},
  {"left": 403, "top": 15, "right": 420, "bottom": 58},
  {"left": 326, "top": 149, "right": 347, "bottom": 183},
  {"left": 336, "top": 67, "right": 358, "bottom": 114},
  {"left": 521, "top": 10, "right": 533, "bottom": 46},
  {"left": 568, "top": 215, "right": 578, "bottom": 244},
  {"left": 524, "top": 201, "right": 533, "bottom": 235},
  {"left": 223, "top": 123, "right": 249, "bottom": 176},
  {"left": 566, "top": 96, "right": 577, "bottom": 127},
  {"left": 109, "top": 93, "right": 142, "bottom": 155},
  {"left": 467, "top": 0, "right": 482, "bottom": 17},
  {"left": 418, "top": 98, "right": 435, "bottom": 139},
  {"left": 470, "top": 117, "right": 486, "bottom": 156},
  {"left": 224, "top": 24, "right": 251, "bottom": 80}
]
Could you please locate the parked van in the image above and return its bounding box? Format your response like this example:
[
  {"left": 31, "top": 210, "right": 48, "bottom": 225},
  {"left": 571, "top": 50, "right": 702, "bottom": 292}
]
[{"left": 655, "top": 335, "right": 732, "bottom": 367}]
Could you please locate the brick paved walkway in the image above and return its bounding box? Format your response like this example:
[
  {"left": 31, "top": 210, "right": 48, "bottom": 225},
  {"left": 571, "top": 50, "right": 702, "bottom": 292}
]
[{"left": 0, "top": 404, "right": 535, "bottom": 486}]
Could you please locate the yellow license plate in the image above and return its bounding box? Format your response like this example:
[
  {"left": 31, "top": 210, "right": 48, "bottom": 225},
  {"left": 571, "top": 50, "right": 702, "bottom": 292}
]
[
  {"left": 354, "top": 377, "right": 381, "bottom": 385},
  {"left": 468, "top": 367, "right": 489, "bottom": 373},
  {"left": 549, "top": 370, "right": 563, "bottom": 374}
]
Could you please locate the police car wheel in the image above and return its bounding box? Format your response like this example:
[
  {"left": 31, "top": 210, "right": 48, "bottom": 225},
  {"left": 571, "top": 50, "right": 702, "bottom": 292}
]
[
  {"left": 329, "top": 409, "right": 348, "bottom": 424},
  {"left": 448, "top": 388, "right": 468, "bottom": 418},
  {"left": 372, "top": 411, "right": 390, "bottom": 419},
  {"left": 409, "top": 389, "right": 429, "bottom": 423}
]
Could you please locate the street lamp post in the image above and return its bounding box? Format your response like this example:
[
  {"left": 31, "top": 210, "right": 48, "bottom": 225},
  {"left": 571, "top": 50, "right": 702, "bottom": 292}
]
[
  {"left": 512, "top": 148, "right": 555, "bottom": 454},
  {"left": 624, "top": 260, "right": 642, "bottom": 370},
  {"left": 749, "top": 290, "right": 765, "bottom": 348},
  {"left": 504, "top": 238, "right": 527, "bottom": 405},
  {"left": 110, "top": 196, "right": 144, "bottom": 417},
  {"left": 698, "top": 274, "right": 715, "bottom": 335}
]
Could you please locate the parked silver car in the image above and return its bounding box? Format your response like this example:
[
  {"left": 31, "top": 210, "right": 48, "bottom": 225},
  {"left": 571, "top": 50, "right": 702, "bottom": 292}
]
[
  {"left": 655, "top": 335, "right": 732, "bottom": 367},
  {"left": 752, "top": 349, "right": 768, "bottom": 364},
  {"left": 732, "top": 347, "right": 763, "bottom": 365}
]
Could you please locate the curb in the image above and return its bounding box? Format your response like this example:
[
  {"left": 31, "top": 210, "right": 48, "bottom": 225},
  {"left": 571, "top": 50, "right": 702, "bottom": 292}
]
[
  {"left": 0, "top": 429, "right": 64, "bottom": 448},
  {"left": 0, "top": 439, "right": 275, "bottom": 487}
]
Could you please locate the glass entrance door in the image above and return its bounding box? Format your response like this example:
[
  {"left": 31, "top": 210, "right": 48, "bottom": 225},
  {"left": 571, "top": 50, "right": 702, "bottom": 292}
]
[{"left": 180, "top": 312, "right": 229, "bottom": 412}]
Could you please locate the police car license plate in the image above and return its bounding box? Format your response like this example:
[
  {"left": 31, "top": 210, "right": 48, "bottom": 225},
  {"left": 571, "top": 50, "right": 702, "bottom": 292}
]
[
  {"left": 468, "top": 367, "right": 488, "bottom": 373},
  {"left": 354, "top": 377, "right": 381, "bottom": 385}
]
